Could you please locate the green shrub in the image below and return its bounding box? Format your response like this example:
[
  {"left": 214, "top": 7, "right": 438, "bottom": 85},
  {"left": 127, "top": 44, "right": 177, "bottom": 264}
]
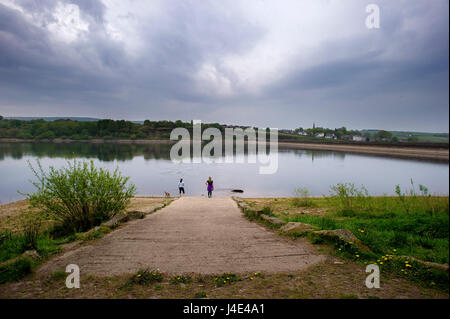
[{"left": 23, "top": 159, "right": 136, "bottom": 233}]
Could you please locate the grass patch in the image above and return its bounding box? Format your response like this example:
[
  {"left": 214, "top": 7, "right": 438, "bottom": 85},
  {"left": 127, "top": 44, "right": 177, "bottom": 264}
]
[
  {"left": 0, "top": 256, "right": 33, "bottom": 284},
  {"left": 50, "top": 269, "right": 67, "bottom": 281},
  {"left": 243, "top": 182, "right": 449, "bottom": 291}
]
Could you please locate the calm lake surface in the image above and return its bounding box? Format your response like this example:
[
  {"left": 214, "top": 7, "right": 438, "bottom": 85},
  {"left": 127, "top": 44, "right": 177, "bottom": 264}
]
[{"left": 0, "top": 142, "right": 448, "bottom": 203}]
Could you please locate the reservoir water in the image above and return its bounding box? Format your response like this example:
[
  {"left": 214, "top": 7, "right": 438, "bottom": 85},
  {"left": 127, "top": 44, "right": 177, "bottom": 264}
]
[{"left": 0, "top": 142, "right": 448, "bottom": 203}]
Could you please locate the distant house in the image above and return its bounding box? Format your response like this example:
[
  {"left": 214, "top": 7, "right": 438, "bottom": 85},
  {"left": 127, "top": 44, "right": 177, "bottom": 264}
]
[
  {"left": 352, "top": 135, "right": 364, "bottom": 142},
  {"left": 325, "top": 134, "right": 337, "bottom": 139},
  {"left": 297, "top": 131, "right": 308, "bottom": 136},
  {"left": 315, "top": 132, "right": 325, "bottom": 138}
]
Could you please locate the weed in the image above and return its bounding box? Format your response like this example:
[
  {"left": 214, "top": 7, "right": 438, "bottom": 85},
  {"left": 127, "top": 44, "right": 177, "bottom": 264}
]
[
  {"left": 194, "top": 291, "right": 208, "bottom": 298},
  {"left": 169, "top": 275, "right": 192, "bottom": 285},
  {"left": 214, "top": 273, "right": 242, "bottom": 287},
  {"left": 127, "top": 268, "right": 163, "bottom": 286}
]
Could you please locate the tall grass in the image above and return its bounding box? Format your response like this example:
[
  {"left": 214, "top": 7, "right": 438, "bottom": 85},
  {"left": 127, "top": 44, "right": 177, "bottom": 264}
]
[
  {"left": 292, "top": 187, "right": 316, "bottom": 207},
  {"left": 22, "top": 159, "right": 136, "bottom": 233}
]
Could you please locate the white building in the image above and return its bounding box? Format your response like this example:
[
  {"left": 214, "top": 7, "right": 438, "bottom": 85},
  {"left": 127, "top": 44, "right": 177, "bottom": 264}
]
[{"left": 352, "top": 135, "right": 364, "bottom": 142}]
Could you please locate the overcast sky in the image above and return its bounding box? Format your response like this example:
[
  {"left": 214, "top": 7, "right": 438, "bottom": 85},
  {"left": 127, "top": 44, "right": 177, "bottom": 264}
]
[{"left": 0, "top": 0, "right": 448, "bottom": 132}]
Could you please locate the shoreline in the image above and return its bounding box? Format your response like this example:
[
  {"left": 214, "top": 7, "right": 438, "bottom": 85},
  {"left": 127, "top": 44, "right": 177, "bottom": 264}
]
[{"left": 0, "top": 138, "right": 448, "bottom": 162}]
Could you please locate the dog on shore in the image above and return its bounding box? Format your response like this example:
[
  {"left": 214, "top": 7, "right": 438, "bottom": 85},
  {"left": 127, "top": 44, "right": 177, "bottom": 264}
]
[{"left": 164, "top": 192, "right": 170, "bottom": 198}]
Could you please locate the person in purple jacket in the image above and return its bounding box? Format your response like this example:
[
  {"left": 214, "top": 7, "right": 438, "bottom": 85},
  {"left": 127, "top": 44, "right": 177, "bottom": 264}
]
[{"left": 205, "top": 176, "right": 214, "bottom": 198}]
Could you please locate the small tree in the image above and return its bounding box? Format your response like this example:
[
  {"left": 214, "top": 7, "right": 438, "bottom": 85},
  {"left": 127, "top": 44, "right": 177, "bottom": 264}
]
[
  {"left": 374, "top": 130, "right": 392, "bottom": 141},
  {"left": 23, "top": 160, "right": 136, "bottom": 233}
]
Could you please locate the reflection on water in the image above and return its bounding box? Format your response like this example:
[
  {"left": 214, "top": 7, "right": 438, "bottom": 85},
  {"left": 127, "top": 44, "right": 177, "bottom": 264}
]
[
  {"left": 0, "top": 142, "right": 347, "bottom": 162},
  {"left": 0, "top": 142, "right": 448, "bottom": 203},
  {"left": 0, "top": 142, "right": 173, "bottom": 161}
]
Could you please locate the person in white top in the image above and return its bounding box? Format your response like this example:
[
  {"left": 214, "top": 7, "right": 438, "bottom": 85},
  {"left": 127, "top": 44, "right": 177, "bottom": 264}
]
[{"left": 178, "top": 178, "right": 185, "bottom": 196}]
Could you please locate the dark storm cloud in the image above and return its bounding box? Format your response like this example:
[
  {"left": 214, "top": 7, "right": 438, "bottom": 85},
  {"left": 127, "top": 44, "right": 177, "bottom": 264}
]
[{"left": 0, "top": 0, "right": 448, "bottom": 131}]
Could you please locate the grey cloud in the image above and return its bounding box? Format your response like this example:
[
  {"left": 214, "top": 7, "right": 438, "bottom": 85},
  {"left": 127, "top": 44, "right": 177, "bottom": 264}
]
[{"left": 0, "top": 0, "right": 448, "bottom": 132}]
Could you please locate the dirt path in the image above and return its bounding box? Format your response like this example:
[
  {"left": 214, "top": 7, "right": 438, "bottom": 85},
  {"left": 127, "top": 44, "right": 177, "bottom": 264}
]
[{"left": 38, "top": 197, "right": 324, "bottom": 276}]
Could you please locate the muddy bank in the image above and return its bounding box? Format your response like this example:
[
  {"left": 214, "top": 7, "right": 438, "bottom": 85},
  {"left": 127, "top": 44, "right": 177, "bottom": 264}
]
[{"left": 278, "top": 142, "right": 449, "bottom": 162}]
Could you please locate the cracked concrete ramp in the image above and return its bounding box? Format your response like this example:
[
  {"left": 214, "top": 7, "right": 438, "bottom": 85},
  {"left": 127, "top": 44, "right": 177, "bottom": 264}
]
[{"left": 39, "top": 197, "right": 325, "bottom": 275}]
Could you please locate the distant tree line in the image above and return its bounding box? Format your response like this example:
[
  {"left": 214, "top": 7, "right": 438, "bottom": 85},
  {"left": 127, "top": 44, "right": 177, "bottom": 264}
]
[
  {"left": 0, "top": 116, "right": 446, "bottom": 144},
  {"left": 0, "top": 117, "right": 226, "bottom": 140}
]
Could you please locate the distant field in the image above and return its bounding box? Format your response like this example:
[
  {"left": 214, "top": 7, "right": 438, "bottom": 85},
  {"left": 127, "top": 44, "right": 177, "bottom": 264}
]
[{"left": 361, "top": 130, "right": 449, "bottom": 143}]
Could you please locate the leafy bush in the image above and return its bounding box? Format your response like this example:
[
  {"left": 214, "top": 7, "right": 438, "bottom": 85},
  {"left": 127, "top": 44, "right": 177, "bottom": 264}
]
[{"left": 23, "top": 159, "right": 136, "bottom": 233}]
